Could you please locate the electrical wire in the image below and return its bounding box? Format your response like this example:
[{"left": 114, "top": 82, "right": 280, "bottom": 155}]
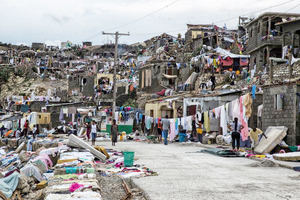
[
  {"left": 214, "top": 0, "right": 298, "bottom": 24},
  {"left": 85, "top": 0, "right": 182, "bottom": 41}
]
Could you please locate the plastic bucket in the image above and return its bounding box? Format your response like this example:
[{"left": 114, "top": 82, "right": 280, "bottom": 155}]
[
  {"left": 123, "top": 151, "right": 135, "bottom": 167},
  {"left": 179, "top": 133, "right": 186, "bottom": 143}
]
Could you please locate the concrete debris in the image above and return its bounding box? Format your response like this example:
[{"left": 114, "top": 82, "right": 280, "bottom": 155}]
[{"left": 249, "top": 160, "right": 279, "bottom": 168}]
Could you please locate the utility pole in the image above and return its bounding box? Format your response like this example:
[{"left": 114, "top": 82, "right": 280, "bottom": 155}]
[{"left": 102, "top": 31, "right": 130, "bottom": 120}]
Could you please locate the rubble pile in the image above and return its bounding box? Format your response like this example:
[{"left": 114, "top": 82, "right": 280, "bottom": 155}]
[{"left": 0, "top": 134, "right": 155, "bottom": 199}]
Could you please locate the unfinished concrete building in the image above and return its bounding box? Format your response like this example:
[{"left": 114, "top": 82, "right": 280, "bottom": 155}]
[
  {"left": 262, "top": 83, "right": 300, "bottom": 146},
  {"left": 277, "top": 18, "right": 300, "bottom": 59},
  {"left": 245, "top": 12, "right": 300, "bottom": 71},
  {"left": 68, "top": 74, "right": 95, "bottom": 97},
  {"left": 185, "top": 24, "right": 217, "bottom": 52}
]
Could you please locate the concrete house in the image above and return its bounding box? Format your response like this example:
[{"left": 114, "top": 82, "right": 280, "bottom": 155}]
[
  {"left": 277, "top": 18, "right": 300, "bottom": 59},
  {"left": 185, "top": 24, "right": 217, "bottom": 52},
  {"left": 139, "top": 61, "right": 178, "bottom": 93},
  {"left": 262, "top": 83, "right": 300, "bottom": 145},
  {"left": 245, "top": 12, "right": 300, "bottom": 71},
  {"left": 32, "top": 43, "right": 45, "bottom": 50},
  {"left": 68, "top": 74, "right": 95, "bottom": 97}
]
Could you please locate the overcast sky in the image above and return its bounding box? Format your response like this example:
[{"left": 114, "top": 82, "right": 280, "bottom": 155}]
[{"left": 1, "top": 0, "right": 300, "bottom": 46}]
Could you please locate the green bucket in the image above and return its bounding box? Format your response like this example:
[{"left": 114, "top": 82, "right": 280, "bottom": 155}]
[{"left": 123, "top": 151, "right": 135, "bottom": 167}]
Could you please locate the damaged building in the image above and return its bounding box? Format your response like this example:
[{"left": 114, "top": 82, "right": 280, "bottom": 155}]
[{"left": 245, "top": 12, "right": 300, "bottom": 71}]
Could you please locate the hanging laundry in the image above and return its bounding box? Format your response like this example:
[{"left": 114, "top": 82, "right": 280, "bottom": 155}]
[
  {"left": 243, "top": 93, "right": 253, "bottom": 118},
  {"left": 169, "top": 119, "right": 176, "bottom": 141},
  {"left": 204, "top": 111, "right": 210, "bottom": 133},
  {"left": 145, "top": 117, "right": 153, "bottom": 130},
  {"left": 214, "top": 106, "right": 222, "bottom": 119},
  {"left": 68, "top": 107, "right": 77, "bottom": 114},
  {"left": 257, "top": 105, "right": 263, "bottom": 117},
  {"left": 59, "top": 108, "right": 64, "bottom": 122},
  {"left": 240, "top": 96, "right": 249, "bottom": 141},
  {"left": 175, "top": 118, "right": 179, "bottom": 136},
  {"left": 185, "top": 116, "right": 193, "bottom": 131},
  {"left": 252, "top": 85, "right": 256, "bottom": 99},
  {"left": 232, "top": 99, "right": 240, "bottom": 121},
  {"left": 220, "top": 106, "right": 228, "bottom": 136}
]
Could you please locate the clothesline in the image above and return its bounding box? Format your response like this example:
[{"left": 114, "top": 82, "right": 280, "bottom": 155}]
[{"left": 139, "top": 93, "right": 253, "bottom": 141}]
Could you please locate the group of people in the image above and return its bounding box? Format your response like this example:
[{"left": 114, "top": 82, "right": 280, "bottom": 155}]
[
  {"left": 79, "top": 119, "right": 118, "bottom": 146},
  {"left": 0, "top": 120, "right": 40, "bottom": 139},
  {"left": 157, "top": 114, "right": 264, "bottom": 151},
  {"left": 228, "top": 117, "right": 264, "bottom": 151}
]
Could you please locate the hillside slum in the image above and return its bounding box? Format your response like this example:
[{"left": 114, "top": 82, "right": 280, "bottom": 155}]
[{"left": 1, "top": 11, "right": 300, "bottom": 199}]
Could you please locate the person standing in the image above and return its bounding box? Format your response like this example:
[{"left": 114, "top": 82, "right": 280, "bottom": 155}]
[
  {"left": 111, "top": 119, "right": 118, "bottom": 146},
  {"left": 91, "top": 121, "right": 98, "bottom": 146},
  {"left": 191, "top": 116, "right": 197, "bottom": 141},
  {"left": 196, "top": 121, "right": 203, "bottom": 143},
  {"left": 157, "top": 118, "right": 162, "bottom": 143},
  {"left": 229, "top": 118, "right": 243, "bottom": 151},
  {"left": 210, "top": 73, "right": 216, "bottom": 91},
  {"left": 0, "top": 125, "right": 5, "bottom": 138},
  {"left": 86, "top": 122, "right": 91, "bottom": 141},
  {"left": 23, "top": 120, "right": 29, "bottom": 137},
  {"left": 32, "top": 125, "right": 37, "bottom": 139},
  {"left": 162, "top": 115, "right": 170, "bottom": 145},
  {"left": 249, "top": 127, "right": 263, "bottom": 149}
]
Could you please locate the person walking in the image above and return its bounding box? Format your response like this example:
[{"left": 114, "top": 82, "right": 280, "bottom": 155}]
[
  {"left": 229, "top": 118, "right": 243, "bottom": 151},
  {"left": 111, "top": 119, "right": 118, "bottom": 146},
  {"left": 91, "top": 121, "right": 98, "bottom": 146},
  {"left": 162, "top": 115, "right": 170, "bottom": 145}
]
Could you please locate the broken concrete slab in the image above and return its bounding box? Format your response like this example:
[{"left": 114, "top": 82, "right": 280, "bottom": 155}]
[
  {"left": 67, "top": 134, "right": 106, "bottom": 161},
  {"left": 254, "top": 126, "right": 288, "bottom": 154}
]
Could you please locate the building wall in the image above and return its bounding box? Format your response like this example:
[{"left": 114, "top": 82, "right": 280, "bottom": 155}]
[
  {"left": 145, "top": 101, "right": 177, "bottom": 118},
  {"left": 262, "top": 85, "right": 297, "bottom": 145},
  {"left": 296, "top": 85, "right": 300, "bottom": 144},
  {"left": 68, "top": 75, "right": 95, "bottom": 97},
  {"left": 81, "top": 76, "right": 95, "bottom": 97},
  {"left": 249, "top": 93, "right": 263, "bottom": 129}
]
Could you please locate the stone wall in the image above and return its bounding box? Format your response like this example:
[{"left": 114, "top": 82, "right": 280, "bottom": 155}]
[{"left": 262, "top": 84, "right": 297, "bottom": 145}]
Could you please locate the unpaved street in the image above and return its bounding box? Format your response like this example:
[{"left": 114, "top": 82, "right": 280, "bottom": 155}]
[{"left": 99, "top": 141, "right": 300, "bottom": 200}]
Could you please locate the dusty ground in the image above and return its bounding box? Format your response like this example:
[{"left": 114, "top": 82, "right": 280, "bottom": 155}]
[{"left": 97, "top": 141, "right": 300, "bottom": 200}]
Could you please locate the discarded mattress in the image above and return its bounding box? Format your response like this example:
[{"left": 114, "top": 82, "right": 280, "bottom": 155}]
[
  {"left": 68, "top": 134, "right": 106, "bottom": 161},
  {"left": 45, "top": 191, "right": 102, "bottom": 200},
  {"left": 254, "top": 126, "right": 287, "bottom": 154},
  {"left": 201, "top": 148, "right": 241, "bottom": 157},
  {"left": 273, "top": 152, "right": 300, "bottom": 161}
]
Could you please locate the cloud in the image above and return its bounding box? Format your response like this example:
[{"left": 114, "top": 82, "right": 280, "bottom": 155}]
[{"left": 0, "top": 0, "right": 300, "bottom": 45}]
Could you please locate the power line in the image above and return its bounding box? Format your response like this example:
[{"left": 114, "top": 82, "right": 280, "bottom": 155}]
[
  {"left": 85, "top": 0, "right": 181, "bottom": 41},
  {"left": 132, "top": 0, "right": 300, "bottom": 38},
  {"left": 214, "top": 0, "right": 297, "bottom": 24}
]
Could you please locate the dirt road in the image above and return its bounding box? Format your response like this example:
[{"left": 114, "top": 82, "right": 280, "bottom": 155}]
[{"left": 98, "top": 141, "right": 300, "bottom": 200}]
